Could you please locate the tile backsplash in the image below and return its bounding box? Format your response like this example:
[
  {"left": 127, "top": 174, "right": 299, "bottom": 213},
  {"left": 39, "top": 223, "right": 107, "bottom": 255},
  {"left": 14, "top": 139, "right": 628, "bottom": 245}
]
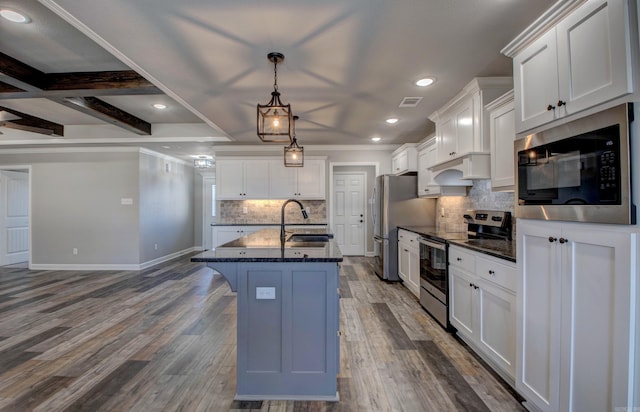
[
  {"left": 217, "top": 200, "right": 327, "bottom": 224},
  {"left": 436, "top": 179, "right": 515, "bottom": 233}
]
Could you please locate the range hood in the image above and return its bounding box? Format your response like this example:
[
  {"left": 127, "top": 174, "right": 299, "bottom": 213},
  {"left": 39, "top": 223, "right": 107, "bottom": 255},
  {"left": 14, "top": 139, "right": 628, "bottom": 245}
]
[{"left": 430, "top": 152, "right": 490, "bottom": 188}]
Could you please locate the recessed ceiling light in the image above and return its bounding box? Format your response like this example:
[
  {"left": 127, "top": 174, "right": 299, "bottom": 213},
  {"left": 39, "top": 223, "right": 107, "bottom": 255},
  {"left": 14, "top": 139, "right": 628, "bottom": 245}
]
[
  {"left": 153, "top": 103, "right": 167, "bottom": 110},
  {"left": 416, "top": 78, "right": 435, "bottom": 87},
  {"left": 0, "top": 9, "right": 31, "bottom": 23},
  {"left": 385, "top": 118, "right": 399, "bottom": 124},
  {"left": 371, "top": 137, "right": 381, "bottom": 142}
]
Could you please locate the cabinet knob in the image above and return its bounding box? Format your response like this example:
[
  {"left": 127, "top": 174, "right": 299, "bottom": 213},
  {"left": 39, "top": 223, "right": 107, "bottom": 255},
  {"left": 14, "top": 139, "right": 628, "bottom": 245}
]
[
  {"left": 548, "top": 236, "right": 557, "bottom": 243},
  {"left": 546, "top": 104, "right": 556, "bottom": 111},
  {"left": 424, "top": 188, "right": 429, "bottom": 192},
  {"left": 559, "top": 237, "right": 569, "bottom": 244},
  {"left": 457, "top": 257, "right": 462, "bottom": 261},
  {"left": 469, "top": 282, "right": 473, "bottom": 288},
  {"left": 488, "top": 270, "right": 495, "bottom": 275},
  {"left": 360, "top": 220, "right": 364, "bottom": 223},
  {"left": 557, "top": 100, "right": 566, "bottom": 107},
  {"left": 474, "top": 284, "right": 479, "bottom": 290}
]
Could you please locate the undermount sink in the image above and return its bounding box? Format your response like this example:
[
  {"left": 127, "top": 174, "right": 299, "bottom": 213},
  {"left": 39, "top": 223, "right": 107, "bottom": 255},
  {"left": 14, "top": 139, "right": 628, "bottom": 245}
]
[{"left": 286, "top": 233, "right": 332, "bottom": 243}]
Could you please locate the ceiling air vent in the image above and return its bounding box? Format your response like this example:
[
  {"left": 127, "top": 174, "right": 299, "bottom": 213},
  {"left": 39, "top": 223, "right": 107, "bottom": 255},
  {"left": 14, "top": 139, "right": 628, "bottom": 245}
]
[{"left": 398, "top": 97, "right": 423, "bottom": 108}]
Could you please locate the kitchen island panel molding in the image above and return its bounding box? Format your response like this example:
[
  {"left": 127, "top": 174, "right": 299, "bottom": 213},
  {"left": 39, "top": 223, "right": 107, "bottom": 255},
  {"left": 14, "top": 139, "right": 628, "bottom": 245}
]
[{"left": 236, "top": 262, "right": 339, "bottom": 401}]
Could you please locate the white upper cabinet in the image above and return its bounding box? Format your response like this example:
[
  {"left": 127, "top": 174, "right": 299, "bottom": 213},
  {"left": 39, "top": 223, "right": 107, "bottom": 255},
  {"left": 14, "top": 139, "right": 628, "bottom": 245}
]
[
  {"left": 508, "top": 0, "right": 634, "bottom": 133},
  {"left": 216, "top": 159, "right": 270, "bottom": 200},
  {"left": 513, "top": 29, "right": 559, "bottom": 132},
  {"left": 417, "top": 138, "right": 441, "bottom": 197},
  {"left": 486, "top": 90, "right": 516, "bottom": 191},
  {"left": 391, "top": 144, "right": 418, "bottom": 175},
  {"left": 217, "top": 157, "right": 326, "bottom": 200},
  {"left": 269, "top": 159, "right": 326, "bottom": 199},
  {"left": 428, "top": 77, "right": 512, "bottom": 173}
]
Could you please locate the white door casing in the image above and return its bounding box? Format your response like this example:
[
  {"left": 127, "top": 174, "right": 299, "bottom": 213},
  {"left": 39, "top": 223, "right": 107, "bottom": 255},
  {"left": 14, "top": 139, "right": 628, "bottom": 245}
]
[
  {"left": 203, "top": 176, "right": 215, "bottom": 250},
  {"left": 332, "top": 173, "right": 365, "bottom": 256},
  {"left": 0, "top": 170, "right": 29, "bottom": 266}
]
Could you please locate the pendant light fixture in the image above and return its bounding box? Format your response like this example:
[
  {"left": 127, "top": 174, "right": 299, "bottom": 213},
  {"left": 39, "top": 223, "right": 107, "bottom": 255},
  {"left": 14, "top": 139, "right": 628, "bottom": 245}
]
[
  {"left": 284, "top": 115, "right": 304, "bottom": 167},
  {"left": 193, "top": 155, "right": 213, "bottom": 168},
  {"left": 257, "top": 52, "right": 293, "bottom": 142}
]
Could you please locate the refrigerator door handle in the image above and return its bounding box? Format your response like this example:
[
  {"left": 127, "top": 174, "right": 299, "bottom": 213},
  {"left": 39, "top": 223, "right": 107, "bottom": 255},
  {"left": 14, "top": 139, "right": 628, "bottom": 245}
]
[{"left": 370, "top": 187, "right": 377, "bottom": 228}]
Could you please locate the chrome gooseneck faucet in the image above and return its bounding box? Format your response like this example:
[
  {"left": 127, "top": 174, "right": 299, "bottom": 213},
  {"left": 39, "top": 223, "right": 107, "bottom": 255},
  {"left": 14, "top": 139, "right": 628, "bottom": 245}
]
[{"left": 281, "top": 199, "right": 308, "bottom": 241}]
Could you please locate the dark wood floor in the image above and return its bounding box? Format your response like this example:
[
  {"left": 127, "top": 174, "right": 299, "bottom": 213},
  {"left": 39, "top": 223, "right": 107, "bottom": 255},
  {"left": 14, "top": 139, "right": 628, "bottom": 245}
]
[{"left": 0, "top": 255, "right": 523, "bottom": 411}]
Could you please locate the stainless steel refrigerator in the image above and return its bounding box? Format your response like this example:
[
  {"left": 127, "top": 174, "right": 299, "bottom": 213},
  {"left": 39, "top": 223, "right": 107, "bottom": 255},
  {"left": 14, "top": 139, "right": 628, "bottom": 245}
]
[{"left": 372, "top": 174, "right": 436, "bottom": 281}]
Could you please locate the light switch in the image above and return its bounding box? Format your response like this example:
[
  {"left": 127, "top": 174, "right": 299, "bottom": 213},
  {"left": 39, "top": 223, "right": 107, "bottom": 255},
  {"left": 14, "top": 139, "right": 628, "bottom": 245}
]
[
  {"left": 121, "top": 198, "right": 133, "bottom": 205},
  {"left": 256, "top": 287, "right": 276, "bottom": 300}
]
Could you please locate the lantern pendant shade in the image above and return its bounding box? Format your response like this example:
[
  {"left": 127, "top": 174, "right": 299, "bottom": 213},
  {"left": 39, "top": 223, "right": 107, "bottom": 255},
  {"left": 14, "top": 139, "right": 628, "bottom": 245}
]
[
  {"left": 257, "top": 93, "right": 293, "bottom": 142},
  {"left": 257, "top": 52, "right": 294, "bottom": 142},
  {"left": 284, "top": 137, "right": 304, "bottom": 167}
]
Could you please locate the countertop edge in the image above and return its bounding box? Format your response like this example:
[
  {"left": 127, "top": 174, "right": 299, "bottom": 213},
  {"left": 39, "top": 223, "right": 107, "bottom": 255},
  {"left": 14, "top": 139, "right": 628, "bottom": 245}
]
[
  {"left": 447, "top": 240, "right": 517, "bottom": 263},
  {"left": 212, "top": 223, "right": 328, "bottom": 226},
  {"left": 398, "top": 225, "right": 516, "bottom": 263}
]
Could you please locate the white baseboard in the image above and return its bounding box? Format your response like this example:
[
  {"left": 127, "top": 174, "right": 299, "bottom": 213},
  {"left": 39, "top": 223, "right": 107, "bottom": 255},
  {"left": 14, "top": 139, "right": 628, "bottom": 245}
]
[
  {"left": 138, "top": 247, "right": 198, "bottom": 269},
  {"left": 30, "top": 247, "right": 198, "bottom": 271}
]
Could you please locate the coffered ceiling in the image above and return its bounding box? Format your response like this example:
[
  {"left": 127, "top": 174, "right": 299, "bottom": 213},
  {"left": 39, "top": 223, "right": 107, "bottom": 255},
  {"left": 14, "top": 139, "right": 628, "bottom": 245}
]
[{"left": 0, "top": 0, "right": 558, "bottom": 158}]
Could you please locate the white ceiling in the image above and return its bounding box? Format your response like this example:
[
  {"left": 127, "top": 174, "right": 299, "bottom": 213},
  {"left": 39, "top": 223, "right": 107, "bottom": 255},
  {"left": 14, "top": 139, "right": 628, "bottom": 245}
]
[{"left": 0, "top": 0, "right": 558, "bottom": 158}]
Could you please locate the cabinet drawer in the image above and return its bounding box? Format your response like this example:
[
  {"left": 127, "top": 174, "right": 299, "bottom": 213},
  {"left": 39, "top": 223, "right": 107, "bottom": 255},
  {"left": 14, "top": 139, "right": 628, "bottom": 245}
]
[
  {"left": 476, "top": 255, "right": 516, "bottom": 292},
  {"left": 449, "top": 246, "right": 475, "bottom": 273},
  {"left": 398, "top": 229, "right": 419, "bottom": 250}
]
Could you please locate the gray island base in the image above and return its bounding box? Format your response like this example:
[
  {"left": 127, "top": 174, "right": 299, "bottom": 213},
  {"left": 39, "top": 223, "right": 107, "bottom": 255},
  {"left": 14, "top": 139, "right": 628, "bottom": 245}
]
[{"left": 191, "top": 229, "right": 342, "bottom": 401}]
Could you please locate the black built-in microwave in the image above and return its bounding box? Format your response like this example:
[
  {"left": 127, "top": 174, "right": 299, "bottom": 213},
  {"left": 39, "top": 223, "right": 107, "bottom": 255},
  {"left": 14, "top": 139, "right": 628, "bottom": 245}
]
[{"left": 515, "top": 103, "right": 634, "bottom": 225}]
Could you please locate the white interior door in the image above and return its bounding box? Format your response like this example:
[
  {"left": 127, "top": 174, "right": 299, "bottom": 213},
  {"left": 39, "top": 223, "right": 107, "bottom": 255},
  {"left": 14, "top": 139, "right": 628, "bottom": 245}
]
[
  {"left": 203, "top": 176, "right": 216, "bottom": 250},
  {"left": 332, "top": 173, "right": 365, "bottom": 255},
  {"left": 0, "top": 170, "right": 29, "bottom": 265}
]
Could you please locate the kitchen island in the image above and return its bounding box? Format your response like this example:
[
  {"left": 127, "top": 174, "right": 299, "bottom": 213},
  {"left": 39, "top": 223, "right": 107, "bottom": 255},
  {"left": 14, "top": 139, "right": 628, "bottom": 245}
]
[{"left": 191, "top": 228, "right": 343, "bottom": 401}]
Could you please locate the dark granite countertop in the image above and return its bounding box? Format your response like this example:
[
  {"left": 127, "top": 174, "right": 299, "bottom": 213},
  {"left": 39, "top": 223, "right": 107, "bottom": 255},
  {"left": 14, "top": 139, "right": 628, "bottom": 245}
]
[
  {"left": 211, "top": 223, "right": 328, "bottom": 226},
  {"left": 398, "top": 225, "right": 516, "bottom": 262},
  {"left": 191, "top": 228, "right": 343, "bottom": 262}
]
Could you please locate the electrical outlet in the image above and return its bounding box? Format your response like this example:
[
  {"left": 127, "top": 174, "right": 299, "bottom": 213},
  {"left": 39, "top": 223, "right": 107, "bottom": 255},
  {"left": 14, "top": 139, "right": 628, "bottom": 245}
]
[
  {"left": 154, "top": 243, "right": 158, "bottom": 250},
  {"left": 242, "top": 207, "right": 248, "bottom": 214},
  {"left": 73, "top": 248, "right": 78, "bottom": 255},
  {"left": 440, "top": 207, "right": 445, "bottom": 217},
  {"left": 305, "top": 207, "right": 311, "bottom": 214}
]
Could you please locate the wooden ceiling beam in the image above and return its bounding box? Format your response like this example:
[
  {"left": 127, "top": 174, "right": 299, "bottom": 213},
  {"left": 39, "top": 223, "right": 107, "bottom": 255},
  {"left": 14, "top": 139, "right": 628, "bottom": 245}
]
[
  {"left": 53, "top": 96, "right": 151, "bottom": 135},
  {"left": 0, "top": 54, "right": 157, "bottom": 135},
  {"left": 0, "top": 105, "right": 64, "bottom": 136},
  {"left": 0, "top": 52, "right": 47, "bottom": 92},
  {"left": 0, "top": 52, "right": 161, "bottom": 97}
]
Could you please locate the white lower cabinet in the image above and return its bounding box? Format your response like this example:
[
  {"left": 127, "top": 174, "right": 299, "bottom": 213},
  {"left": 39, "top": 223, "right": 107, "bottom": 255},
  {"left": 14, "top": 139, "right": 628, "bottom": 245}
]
[
  {"left": 398, "top": 229, "right": 420, "bottom": 297},
  {"left": 517, "top": 219, "right": 636, "bottom": 412},
  {"left": 449, "top": 245, "right": 516, "bottom": 382}
]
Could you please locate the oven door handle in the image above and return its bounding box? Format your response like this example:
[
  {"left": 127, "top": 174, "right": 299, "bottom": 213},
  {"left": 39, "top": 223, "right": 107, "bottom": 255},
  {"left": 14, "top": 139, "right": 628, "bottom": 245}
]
[{"left": 418, "top": 237, "right": 446, "bottom": 250}]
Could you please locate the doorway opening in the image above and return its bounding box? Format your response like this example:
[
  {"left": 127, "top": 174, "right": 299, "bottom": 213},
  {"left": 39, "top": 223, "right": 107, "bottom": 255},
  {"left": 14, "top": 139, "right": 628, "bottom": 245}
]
[{"left": 0, "top": 166, "right": 31, "bottom": 267}]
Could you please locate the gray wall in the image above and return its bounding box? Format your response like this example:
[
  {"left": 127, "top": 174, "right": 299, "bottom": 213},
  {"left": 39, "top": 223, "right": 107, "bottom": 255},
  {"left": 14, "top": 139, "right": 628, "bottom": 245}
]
[
  {"left": 0, "top": 149, "right": 195, "bottom": 267},
  {"left": 139, "top": 152, "right": 195, "bottom": 263},
  {"left": 0, "top": 151, "right": 141, "bottom": 265}
]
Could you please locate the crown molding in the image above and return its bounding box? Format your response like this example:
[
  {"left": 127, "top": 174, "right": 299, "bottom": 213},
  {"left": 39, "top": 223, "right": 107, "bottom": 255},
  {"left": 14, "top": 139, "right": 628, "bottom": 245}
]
[
  {"left": 0, "top": 146, "right": 188, "bottom": 165},
  {"left": 212, "top": 144, "right": 399, "bottom": 153},
  {"left": 500, "top": 0, "right": 588, "bottom": 57}
]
